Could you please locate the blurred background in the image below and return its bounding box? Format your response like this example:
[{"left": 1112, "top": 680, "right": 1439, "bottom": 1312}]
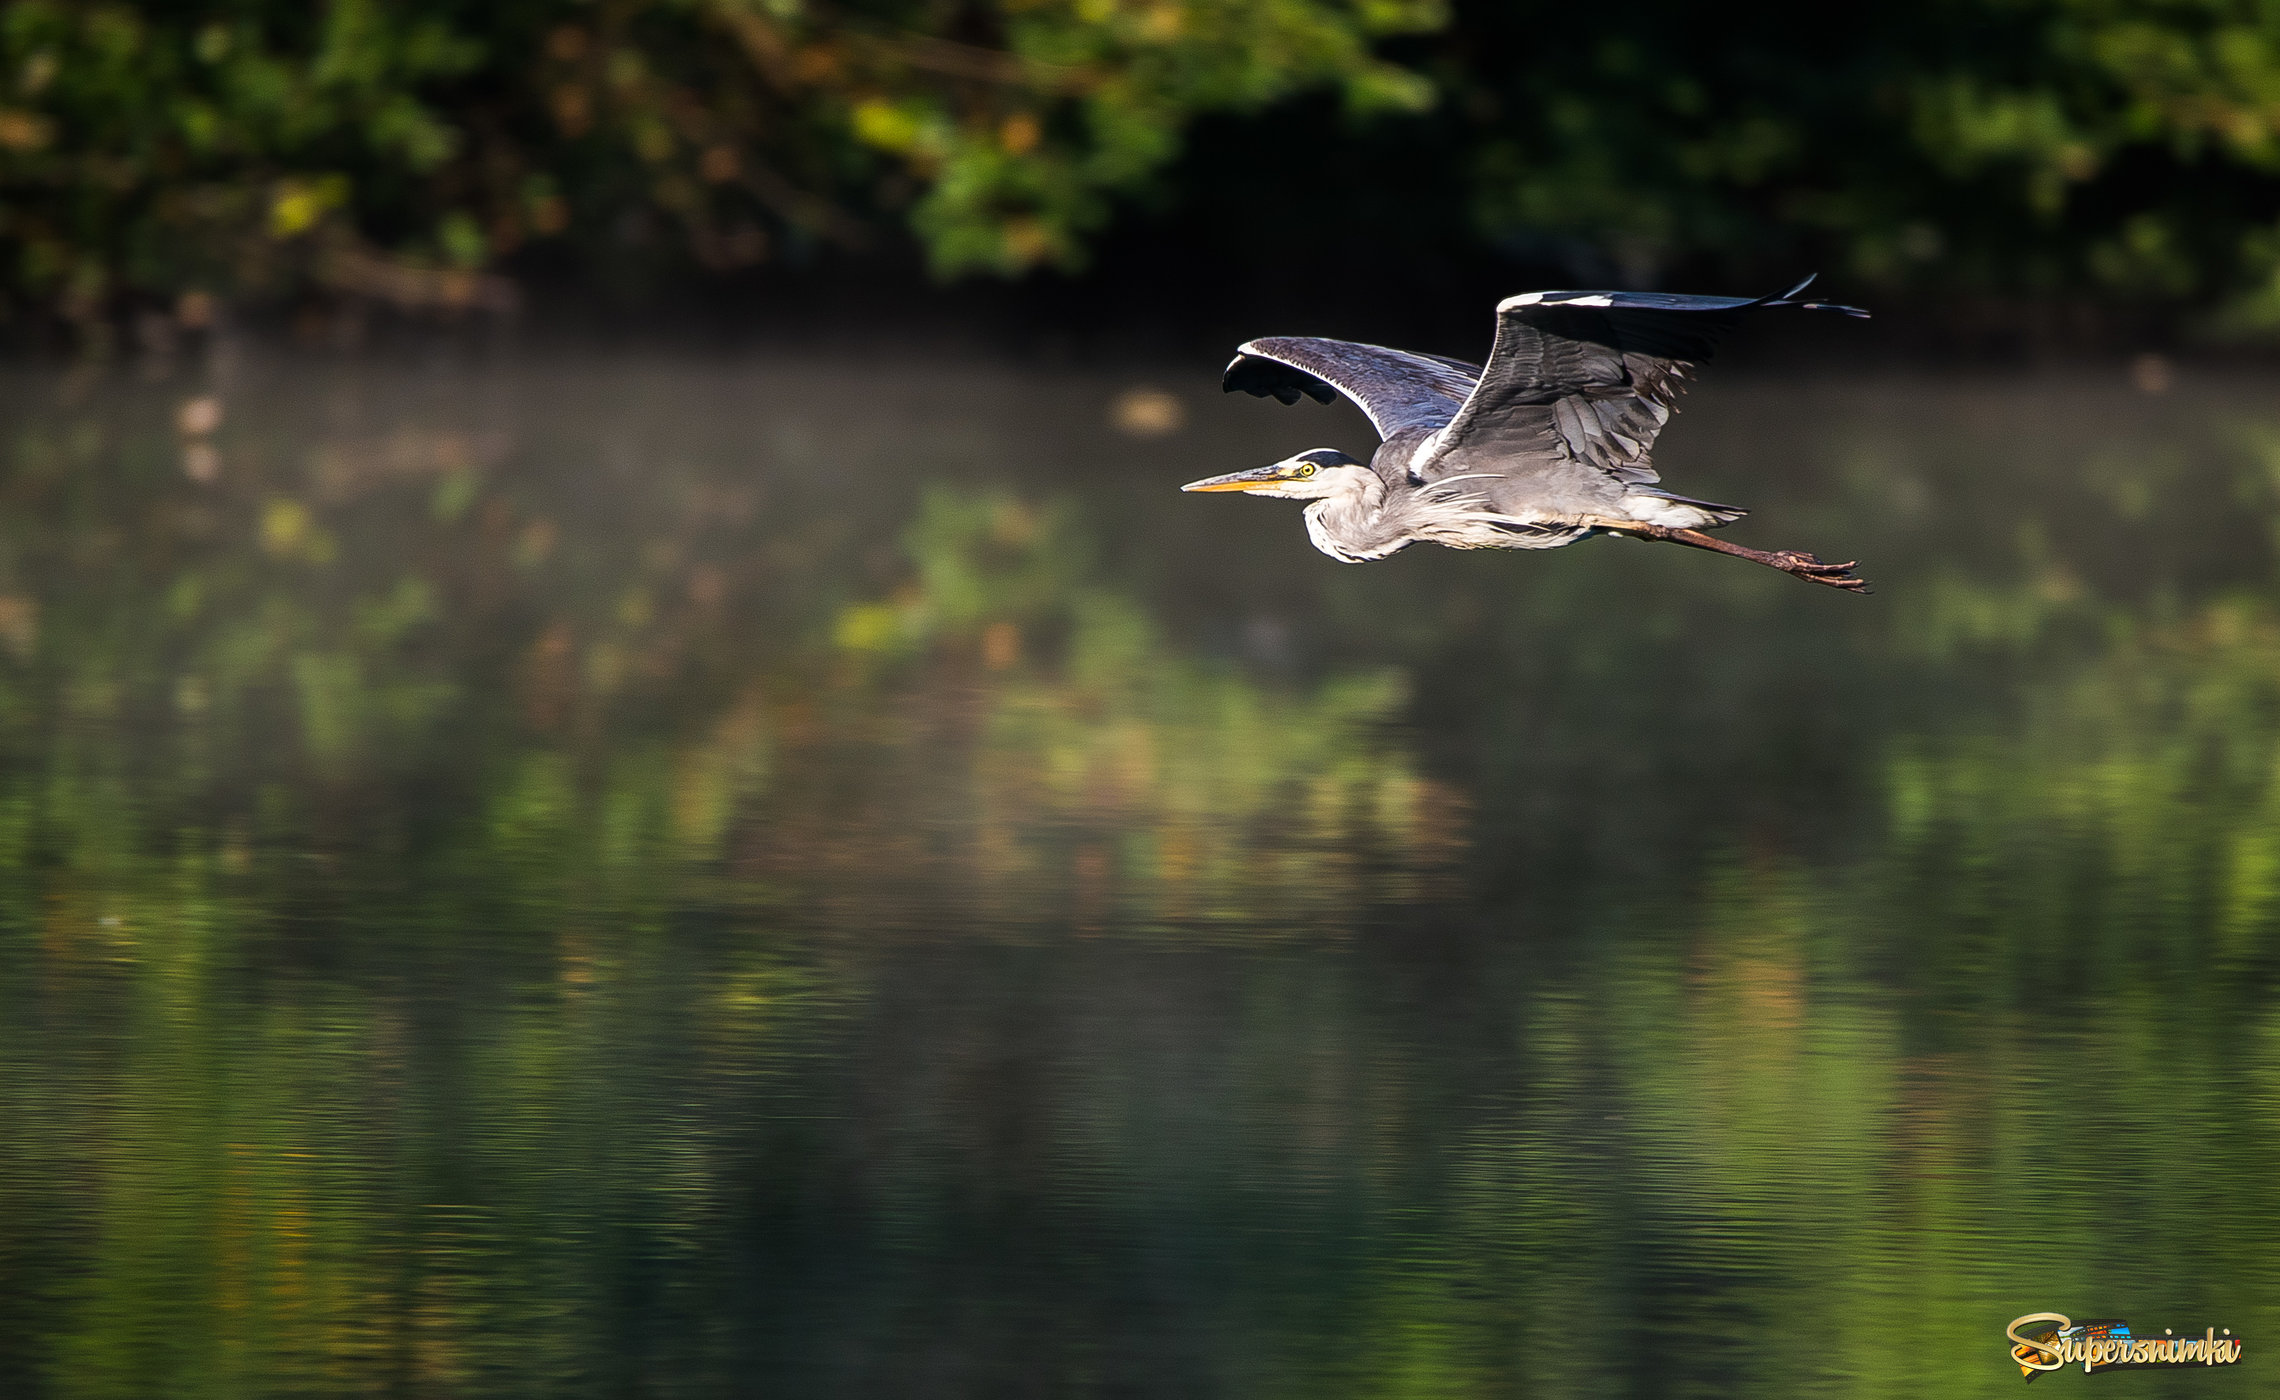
[
  {"left": 3, "top": 5, "right": 2280, "bottom": 1399},
  {"left": 13, "top": 0, "right": 2280, "bottom": 352}
]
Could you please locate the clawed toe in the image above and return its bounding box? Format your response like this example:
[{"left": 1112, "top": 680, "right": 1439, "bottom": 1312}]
[{"left": 1775, "top": 553, "right": 1870, "bottom": 591}]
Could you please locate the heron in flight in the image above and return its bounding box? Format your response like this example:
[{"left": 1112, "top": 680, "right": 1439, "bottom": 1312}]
[{"left": 1182, "top": 277, "right": 1870, "bottom": 590}]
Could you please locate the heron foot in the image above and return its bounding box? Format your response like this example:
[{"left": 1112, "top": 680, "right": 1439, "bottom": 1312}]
[{"left": 1766, "top": 551, "right": 1869, "bottom": 591}]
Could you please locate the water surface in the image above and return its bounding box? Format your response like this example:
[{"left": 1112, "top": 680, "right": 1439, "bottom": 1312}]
[{"left": 0, "top": 358, "right": 2273, "bottom": 1396}]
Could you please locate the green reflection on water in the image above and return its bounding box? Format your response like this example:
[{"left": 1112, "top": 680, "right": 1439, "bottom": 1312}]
[{"left": 0, "top": 366, "right": 2275, "bottom": 1397}]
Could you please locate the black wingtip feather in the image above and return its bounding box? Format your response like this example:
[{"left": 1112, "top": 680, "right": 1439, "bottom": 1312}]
[
  {"left": 1224, "top": 351, "right": 1343, "bottom": 405},
  {"left": 1764, "top": 275, "right": 1870, "bottom": 318}
]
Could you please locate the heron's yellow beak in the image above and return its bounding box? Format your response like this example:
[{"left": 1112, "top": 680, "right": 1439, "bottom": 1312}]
[{"left": 1181, "top": 464, "right": 1288, "bottom": 493}]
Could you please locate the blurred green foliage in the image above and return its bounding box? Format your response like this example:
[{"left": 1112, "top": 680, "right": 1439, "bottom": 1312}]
[
  {"left": 0, "top": 0, "right": 1435, "bottom": 326},
  {"left": 1441, "top": 0, "right": 2280, "bottom": 329},
  {"left": 24, "top": 3, "right": 2280, "bottom": 329}
]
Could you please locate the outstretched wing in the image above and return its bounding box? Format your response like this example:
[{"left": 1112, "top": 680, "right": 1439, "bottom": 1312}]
[
  {"left": 1423, "top": 276, "right": 1868, "bottom": 485},
  {"left": 1224, "top": 337, "right": 1481, "bottom": 440}
]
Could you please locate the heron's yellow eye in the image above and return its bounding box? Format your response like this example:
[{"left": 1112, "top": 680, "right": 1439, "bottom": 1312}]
[{"left": 1297, "top": 463, "right": 1317, "bottom": 478}]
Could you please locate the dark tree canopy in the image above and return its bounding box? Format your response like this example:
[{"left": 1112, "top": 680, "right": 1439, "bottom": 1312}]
[{"left": 6, "top": 0, "right": 2280, "bottom": 335}]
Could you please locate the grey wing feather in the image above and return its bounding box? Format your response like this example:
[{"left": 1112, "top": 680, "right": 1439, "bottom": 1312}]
[
  {"left": 1423, "top": 278, "right": 1868, "bottom": 486},
  {"left": 1223, "top": 337, "right": 1481, "bottom": 439}
]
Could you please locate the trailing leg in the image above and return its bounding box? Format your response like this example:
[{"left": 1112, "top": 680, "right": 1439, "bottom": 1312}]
[{"left": 1580, "top": 518, "right": 1869, "bottom": 592}]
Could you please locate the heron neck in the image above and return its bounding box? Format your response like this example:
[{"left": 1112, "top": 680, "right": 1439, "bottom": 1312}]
[{"left": 1302, "top": 477, "right": 1394, "bottom": 562}]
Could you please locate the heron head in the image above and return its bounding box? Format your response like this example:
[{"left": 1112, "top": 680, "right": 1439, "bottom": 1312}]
[{"left": 1180, "top": 448, "right": 1369, "bottom": 501}]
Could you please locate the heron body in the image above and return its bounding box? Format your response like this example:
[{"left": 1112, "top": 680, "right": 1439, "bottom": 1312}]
[{"left": 1183, "top": 278, "right": 1871, "bottom": 589}]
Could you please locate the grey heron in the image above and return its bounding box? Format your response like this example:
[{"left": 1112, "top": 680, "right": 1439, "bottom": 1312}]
[{"left": 1182, "top": 277, "right": 1871, "bottom": 590}]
